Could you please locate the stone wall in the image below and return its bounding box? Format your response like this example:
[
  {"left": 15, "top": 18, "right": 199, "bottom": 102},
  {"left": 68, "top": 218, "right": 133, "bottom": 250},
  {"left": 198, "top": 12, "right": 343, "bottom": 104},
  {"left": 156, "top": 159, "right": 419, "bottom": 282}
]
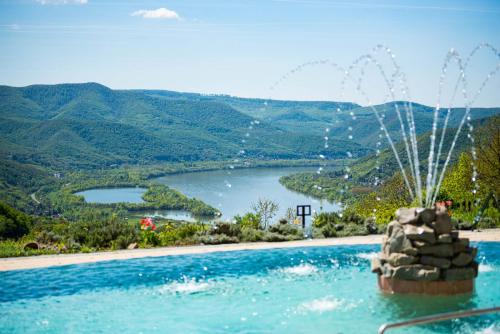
[{"left": 371, "top": 207, "right": 478, "bottom": 282}]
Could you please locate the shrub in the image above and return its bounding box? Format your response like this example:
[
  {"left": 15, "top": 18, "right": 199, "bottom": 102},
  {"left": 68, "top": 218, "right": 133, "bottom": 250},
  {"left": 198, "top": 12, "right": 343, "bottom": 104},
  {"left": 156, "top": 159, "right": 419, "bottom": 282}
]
[
  {"left": 68, "top": 219, "right": 138, "bottom": 249},
  {"left": 196, "top": 234, "right": 239, "bottom": 245},
  {"left": 262, "top": 231, "right": 302, "bottom": 242},
  {"left": 240, "top": 227, "right": 264, "bottom": 242},
  {"left": 268, "top": 223, "right": 302, "bottom": 236},
  {"left": 336, "top": 223, "right": 369, "bottom": 237},
  {"left": 313, "top": 212, "right": 340, "bottom": 228},
  {"left": 157, "top": 223, "right": 207, "bottom": 246},
  {"left": 234, "top": 213, "right": 261, "bottom": 230},
  {"left": 211, "top": 222, "right": 241, "bottom": 237}
]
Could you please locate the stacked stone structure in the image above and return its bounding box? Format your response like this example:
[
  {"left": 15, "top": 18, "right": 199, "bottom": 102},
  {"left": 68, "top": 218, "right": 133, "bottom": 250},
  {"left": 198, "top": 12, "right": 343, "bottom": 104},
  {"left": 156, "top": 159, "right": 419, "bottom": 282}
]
[{"left": 372, "top": 207, "right": 478, "bottom": 294}]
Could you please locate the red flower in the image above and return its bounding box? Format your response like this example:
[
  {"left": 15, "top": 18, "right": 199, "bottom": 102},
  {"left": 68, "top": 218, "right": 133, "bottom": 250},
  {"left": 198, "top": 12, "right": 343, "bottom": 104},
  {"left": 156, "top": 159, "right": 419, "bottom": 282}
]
[
  {"left": 140, "top": 217, "right": 156, "bottom": 231},
  {"left": 140, "top": 217, "right": 153, "bottom": 225}
]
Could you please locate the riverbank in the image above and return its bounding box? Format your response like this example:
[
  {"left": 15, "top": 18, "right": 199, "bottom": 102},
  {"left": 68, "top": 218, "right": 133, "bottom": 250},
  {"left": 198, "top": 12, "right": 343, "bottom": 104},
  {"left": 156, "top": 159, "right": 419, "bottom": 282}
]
[{"left": 1, "top": 229, "right": 499, "bottom": 272}]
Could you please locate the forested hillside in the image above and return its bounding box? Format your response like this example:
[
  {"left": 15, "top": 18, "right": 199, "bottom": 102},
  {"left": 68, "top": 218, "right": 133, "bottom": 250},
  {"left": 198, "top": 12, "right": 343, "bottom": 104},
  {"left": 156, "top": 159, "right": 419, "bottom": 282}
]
[{"left": 0, "top": 83, "right": 369, "bottom": 170}]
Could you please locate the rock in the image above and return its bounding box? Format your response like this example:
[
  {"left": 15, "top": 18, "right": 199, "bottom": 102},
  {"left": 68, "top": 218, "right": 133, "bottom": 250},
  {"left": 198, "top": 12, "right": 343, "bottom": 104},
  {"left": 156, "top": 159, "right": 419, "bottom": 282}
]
[
  {"left": 452, "top": 239, "right": 469, "bottom": 254},
  {"left": 443, "top": 267, "right": 475, "bottom": 281},
  {"left": 466, "top": 247, "right": 478, "bottom": 259},
  {"left": 417, "top": 208, "right": 436, "bottom": 225},
  {"left": 388, "top": 223, "right": 413, "bottom": 254},
  {"left": 432, "top": 212, "right": 452, "bottom": 235},
  {"left": 392, "top": 265, "right": 440, "bottom": 281},
  {"left": 381, "top": 263, "right": 394, "bottom": 278},
  {"left": 418, "top": 244, "right": 454, "bottom": 258},
  {"left": 437, "top": 234, "right": 452, "bottom": 243},
  {"left": 452, "top": 252, "right": 473, "bottom": 267},
  {"left": 395, "top": 208, "right": 418, "bottom": 225},
  {"left": 458, "top": 238, "right": 470, "bottom": 247},
  {"left": 404, "top": 224, "right": 436, "bottom": 244},
  {"left": 471, "top": 261, "right": 479, "bottom": 277},
  {"left": 412, "top": 240, "right": 428, "bottom": 248},
  {"left": 420, "top": 256, "right": 451, "bottom": 269},
  {"left": 381, "top": 235, "right": 389, "bottom": 254},
  {"left": 127, "top": 243, "right": 138, "bottom": 250},
  {"left": 450, "top": 231, "right": 459, "bottom": 240},
  {"left": 387, "top": 221, "right": 401, "bottom": 237},
  {"left": 23, "top": 242, "right": 40, "bottom": 250},
  {"left": 401, "top": 247, "right": 419, "bottom": 256},
  {"left": 388, "top": 253, "right": 418, "bottom": 266},
  {"left": 371, "top": 257, "right": 382, "bottom": 274},
  {"left": 379, "top": 252, "right": 388, "bottom": 264}
]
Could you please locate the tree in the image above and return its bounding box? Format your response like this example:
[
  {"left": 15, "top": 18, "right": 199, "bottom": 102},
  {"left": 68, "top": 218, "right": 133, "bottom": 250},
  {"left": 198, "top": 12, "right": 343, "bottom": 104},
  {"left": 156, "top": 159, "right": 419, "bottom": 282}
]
[
  {"left": 440, "top": 152, "right": 475, "bottom": 211},
  {"left": 252, "top": 198, "right": 279, "bottom": 229},
  {"left": 476, "top": 117, "right": 500, "bottom": 198},
  {"left": 0, "top": 201, "right": 31, "bottom": 240}
]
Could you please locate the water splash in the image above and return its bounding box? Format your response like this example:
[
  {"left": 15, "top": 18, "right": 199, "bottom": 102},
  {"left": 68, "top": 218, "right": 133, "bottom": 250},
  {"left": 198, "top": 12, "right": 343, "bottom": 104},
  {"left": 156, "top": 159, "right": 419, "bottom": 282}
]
[{"left": 269, "top": 43, "right": 499, "bottom": 207}]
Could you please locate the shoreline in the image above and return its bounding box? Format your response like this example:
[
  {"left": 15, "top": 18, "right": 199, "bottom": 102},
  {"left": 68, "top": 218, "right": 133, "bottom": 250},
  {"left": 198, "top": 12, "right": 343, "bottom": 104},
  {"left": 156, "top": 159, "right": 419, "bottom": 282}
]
[{"left": 1, "top": 229, "right": 499, "bottom": 272}]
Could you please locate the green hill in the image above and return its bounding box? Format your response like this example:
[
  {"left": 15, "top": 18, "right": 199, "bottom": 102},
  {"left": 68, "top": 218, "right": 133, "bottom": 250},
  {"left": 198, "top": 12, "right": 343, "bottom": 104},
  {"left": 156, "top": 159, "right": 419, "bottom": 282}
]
[
  {"left": 0, "top": 83, "right": 371, "bottom": 170},
  {"left": 280, "top": 115, "right": 499, "bottom": 201}
]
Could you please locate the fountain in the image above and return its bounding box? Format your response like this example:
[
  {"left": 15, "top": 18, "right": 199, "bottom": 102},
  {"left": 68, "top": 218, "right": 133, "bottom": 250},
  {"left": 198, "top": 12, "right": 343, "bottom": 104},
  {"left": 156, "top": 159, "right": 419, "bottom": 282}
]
[{"left": 261, "top": 44, "right": 499, "bottom": 294}]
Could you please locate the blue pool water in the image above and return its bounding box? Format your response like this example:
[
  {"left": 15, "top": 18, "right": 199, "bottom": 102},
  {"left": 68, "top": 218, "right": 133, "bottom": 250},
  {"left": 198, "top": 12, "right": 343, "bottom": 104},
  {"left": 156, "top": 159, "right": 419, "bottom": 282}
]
[{"left": 1, "top": 243, "right": 499, "bottom": 333}]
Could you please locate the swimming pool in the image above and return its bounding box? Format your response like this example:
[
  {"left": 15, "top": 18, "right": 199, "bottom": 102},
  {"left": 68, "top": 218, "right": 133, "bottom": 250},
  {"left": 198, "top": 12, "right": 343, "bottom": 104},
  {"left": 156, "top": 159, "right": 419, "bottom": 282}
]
[{"left": 1, "top": 243, "right": 499, "bottom": 333}]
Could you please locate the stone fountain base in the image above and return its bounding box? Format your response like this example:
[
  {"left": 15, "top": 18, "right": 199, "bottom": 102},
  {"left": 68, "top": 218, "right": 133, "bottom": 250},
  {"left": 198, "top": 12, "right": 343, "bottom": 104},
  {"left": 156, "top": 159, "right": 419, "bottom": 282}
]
[
  {"left": 372, "top": 206, "right": 478, "bottom": 295},
  {"left": 378, "top": 276, "right": 473, "bottom": 295}
]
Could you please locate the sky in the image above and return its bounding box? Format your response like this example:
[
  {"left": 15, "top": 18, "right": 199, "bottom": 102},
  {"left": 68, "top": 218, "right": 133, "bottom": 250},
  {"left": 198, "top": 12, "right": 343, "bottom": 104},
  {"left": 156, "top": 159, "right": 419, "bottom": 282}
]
[{"left": 0, "top": 0, "right": 499, "bottom": 106}]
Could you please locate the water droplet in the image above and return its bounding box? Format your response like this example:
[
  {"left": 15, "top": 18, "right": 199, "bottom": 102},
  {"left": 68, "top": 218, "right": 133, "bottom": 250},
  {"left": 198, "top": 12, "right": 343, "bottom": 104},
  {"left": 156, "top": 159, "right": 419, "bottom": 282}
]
[
  {"left": 348, "top": 126, "right": 353, "bottom": 131},
  {"left": 319, "top": 154, "right": 326, "bottom": 159},
  {"left": 344, "top": 174, "right": 349, "bottom": 179},
  {"left": 346, "top": 151, "right": 352, "bottom": 158},
  {"left": 348, "top": 135, "right": 353, "bottom": 140}
]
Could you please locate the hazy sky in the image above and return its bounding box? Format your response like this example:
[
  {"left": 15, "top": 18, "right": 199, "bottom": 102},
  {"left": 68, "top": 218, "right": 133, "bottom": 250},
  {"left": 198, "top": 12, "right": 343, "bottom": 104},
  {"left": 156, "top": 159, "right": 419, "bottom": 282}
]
[{"left": 0, "top": 0, "right": 499, "bottom": 106}]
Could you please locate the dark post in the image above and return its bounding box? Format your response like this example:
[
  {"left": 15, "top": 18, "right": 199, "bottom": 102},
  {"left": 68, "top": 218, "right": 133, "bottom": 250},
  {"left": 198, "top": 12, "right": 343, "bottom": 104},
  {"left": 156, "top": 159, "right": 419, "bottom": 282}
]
[{"left": 296, "top": 205, "right": 311, "bottom": 229}]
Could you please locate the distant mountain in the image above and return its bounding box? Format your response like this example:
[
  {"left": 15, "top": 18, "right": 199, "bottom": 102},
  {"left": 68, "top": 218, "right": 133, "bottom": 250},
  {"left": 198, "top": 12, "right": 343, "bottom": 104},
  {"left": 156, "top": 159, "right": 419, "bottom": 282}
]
[
  {"left": 0, "top": 83, "right": 369, "bottom": 170},
  {"left": 137, "top": 90, "right": 500, "bottom": 143}
]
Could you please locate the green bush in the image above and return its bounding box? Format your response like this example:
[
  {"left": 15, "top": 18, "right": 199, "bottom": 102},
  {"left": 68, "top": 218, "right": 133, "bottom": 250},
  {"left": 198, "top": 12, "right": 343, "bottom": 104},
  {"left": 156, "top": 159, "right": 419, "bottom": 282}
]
[
  {"left": 157, "top": 223, "right": 206, "bottom": 246},
  {"left": 196, "top": 234, "right": 239, "bottom": 245},
  {"left": 312, "top": 212, "right": 340, "bottom": 228},
  {"left": 68, "top": 219, "right": 138, "bottom": 249},
  {"left": 234, "top": 213, "right": 261, "bottom": 230},
  {"left": 268, "top": 223, "right": 302, "bottom": 236},
  {"left": 211, "top": 222, "right": 241, "bottom": 237},
  {"left": 262, "top": 231, "right": 302, "bottom": 242},
  {"left": 240, "top": 227, "right": 264, "bottom": 242}
]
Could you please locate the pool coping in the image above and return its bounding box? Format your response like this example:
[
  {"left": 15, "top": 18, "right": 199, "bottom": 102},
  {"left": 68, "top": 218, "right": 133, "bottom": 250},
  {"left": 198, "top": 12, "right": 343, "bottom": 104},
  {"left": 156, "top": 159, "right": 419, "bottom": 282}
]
[{"left": 1, "top": 229, "right": 499, "bottom": 272}]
